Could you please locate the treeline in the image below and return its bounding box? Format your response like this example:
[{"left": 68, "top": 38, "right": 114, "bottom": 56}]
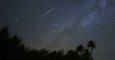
[{"left": 0, "top": 27, "right": 96, "bottom": 60}]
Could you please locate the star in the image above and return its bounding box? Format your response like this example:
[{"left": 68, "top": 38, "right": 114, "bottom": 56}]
[{"left": 16, "top": 18, "right": 19, "bottom": 21}]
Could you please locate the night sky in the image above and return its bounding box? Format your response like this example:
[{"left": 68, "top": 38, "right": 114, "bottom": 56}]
[{"left": 0, "top": 0, "right": 115, "bottom": 60}]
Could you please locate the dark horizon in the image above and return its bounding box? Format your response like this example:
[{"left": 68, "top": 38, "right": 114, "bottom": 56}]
[{"left": 0, "top": 27, "right": 96, "bottom": 60}]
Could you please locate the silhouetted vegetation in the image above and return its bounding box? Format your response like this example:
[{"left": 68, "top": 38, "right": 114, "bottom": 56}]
[{"left": 0, "top": 27, "right": 96, "bottom": 60}]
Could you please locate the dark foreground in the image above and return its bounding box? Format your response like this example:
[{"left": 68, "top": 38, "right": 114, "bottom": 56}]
[{"left": 0, "top": 27, "right": 96, "bottom": 60}]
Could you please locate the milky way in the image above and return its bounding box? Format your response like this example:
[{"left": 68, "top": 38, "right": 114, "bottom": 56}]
[{"left": 0, "top": 0, "right": 115, "bottom": 60}]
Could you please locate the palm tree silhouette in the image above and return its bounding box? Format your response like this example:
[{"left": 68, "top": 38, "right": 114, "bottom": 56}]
[
  {"left": 76, "top": 44, "right": 84, "bottom": 55},
  {"left": 87, "top": 40, "right": 96, "bottom": 53}
]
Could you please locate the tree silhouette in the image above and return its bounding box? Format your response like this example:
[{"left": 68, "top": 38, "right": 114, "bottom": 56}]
[
  {"left": 65, "top": 49, "right": 79, "bottom": 60},
  {"left": 81, "top": 49, "right": 93, "bottom": 60},
  {"left": 0, "top": 27, "right": 96, "bottom": 60},
  {"left": 76, "top": 44, "right": 84, "bottom": 55},
  {"left": 87, "top": 40, "right": 96, "bottom": 53},
  {"left": 0, "top": 27, "right": 28, "bottom": 60}
]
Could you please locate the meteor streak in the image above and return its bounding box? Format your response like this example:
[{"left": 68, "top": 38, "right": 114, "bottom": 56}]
[{"left": 40, "top": 7, "right": 56, "bottom": 17}]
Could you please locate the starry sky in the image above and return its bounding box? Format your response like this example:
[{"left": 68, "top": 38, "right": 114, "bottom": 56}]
[{"left": 0, "top": 0, "right": 115, "bottom": 60}]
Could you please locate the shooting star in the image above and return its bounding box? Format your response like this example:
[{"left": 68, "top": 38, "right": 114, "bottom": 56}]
[{"left": 40, "top": 7, "right": 57, "bottom": 17}]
